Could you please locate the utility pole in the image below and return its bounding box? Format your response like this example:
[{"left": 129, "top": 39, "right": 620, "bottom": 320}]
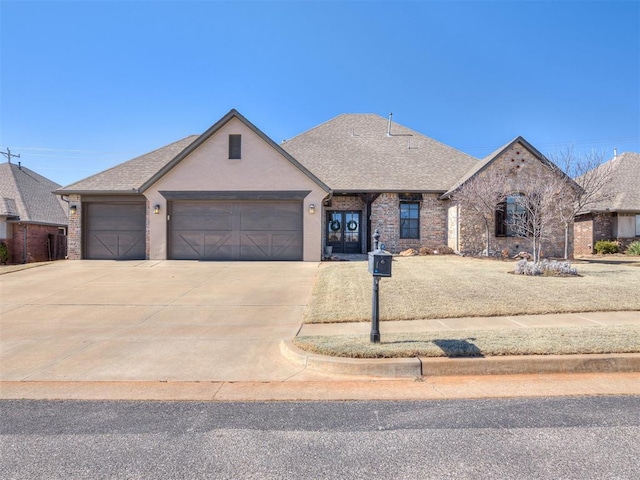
[{"left": 1, "top": 148, "right": 21, "bottom": 163}]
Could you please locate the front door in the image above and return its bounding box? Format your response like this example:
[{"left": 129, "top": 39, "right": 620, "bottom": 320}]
[{"left": 326, "top": 211, "right": 362, "bottom": 254}]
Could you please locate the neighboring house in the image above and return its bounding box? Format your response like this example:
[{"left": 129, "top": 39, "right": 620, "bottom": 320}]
[
  {"left": 574, "top": 151, "right": 640, "bottom": 255},
  {"left": 56, "top": 109, "right": 574, "bottom": 261},
  {"left": 0, "top": 161, "right": 68, "bottom": 263}
]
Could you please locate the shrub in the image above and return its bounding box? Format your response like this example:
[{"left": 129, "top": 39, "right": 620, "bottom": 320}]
[
  {"left": 418, "top": 246, "right": 433, "bottom": 255},
  {"left": 0, "top": 242, "right": 8, "bottom": 264},
  {"left": 593, "top": 240, "right": 619, "bottom": 254},
  {"left": 514, "top": 259, "right": 540, "bottom": 275},
  {"left": 626, "top": 241, "right": 640, "bottom": 256},
  {"left": 514, "top": 259, "right": 578, "bottom": 276}
]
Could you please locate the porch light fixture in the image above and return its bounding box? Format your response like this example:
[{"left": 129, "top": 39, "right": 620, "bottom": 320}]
[
  {"left": 70, "top": 205, "right": 77, "bottom": 215},
  {"left": 308, "top": 204, "right": 315, "bottom": 214},
  {"left": 154, "top": 204, "right": 161, "bottom": 214}
]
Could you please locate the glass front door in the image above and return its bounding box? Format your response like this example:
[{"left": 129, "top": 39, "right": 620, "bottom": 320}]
[{"left": 326, "top": 211, "right": 362, "bottom": 254}]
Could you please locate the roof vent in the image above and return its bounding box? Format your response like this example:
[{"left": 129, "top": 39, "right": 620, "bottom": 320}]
[
  {"left": 614, "top": 147, "right": 618, "bottom": 159},
  {"left": 386, "top": 112, "right": 412, "bottom": 137}
]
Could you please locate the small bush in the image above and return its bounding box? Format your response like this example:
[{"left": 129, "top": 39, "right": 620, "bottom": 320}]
[
  {"left": 418, "top": 246, "right": 433, "bottom": 255},
  {"left": 626, "top": 241, "right": 640, "bottom": 256},
  {"left": 0, "top": 242, "right": 8, "bottom": 264},
  {"left": 514, "top": 259, "right": 578, "bottom": 276},
  {"left": 594, "top": 240, "right": 619, "bottom": 254}
]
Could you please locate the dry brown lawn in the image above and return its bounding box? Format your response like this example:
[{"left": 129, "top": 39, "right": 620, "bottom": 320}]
[
  {"left": 304, "top": 255, "right": 640, "bottom": 324},
  {"left": 294, "top": 324, "right": 640, "bottom": 358}
]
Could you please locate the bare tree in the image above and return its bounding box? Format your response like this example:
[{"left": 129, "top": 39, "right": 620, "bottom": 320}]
[
  {"left": 549, "top": 147, "right": 614, "bottom": 259},
  {"left": 452, "top": 168, "right": 508, "bottom": 256},
  {"left": 509, "top": 176, "right": 566, "bottom": 263}
]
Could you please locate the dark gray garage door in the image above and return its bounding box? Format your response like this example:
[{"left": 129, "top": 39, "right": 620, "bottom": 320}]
[
  {"left": 84, "top": 203, "right": 146, "bottom": 260},
  {"left": 169, "top": 200, "right": 302, "bottom": 260}
]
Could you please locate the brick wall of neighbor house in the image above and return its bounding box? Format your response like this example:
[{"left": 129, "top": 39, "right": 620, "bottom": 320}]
[
  {"left": 67, "top": 194, "right": 82, "bottom": 260},
  {"left": 457, "top": 142, "right": 573, "bottom": 258},
  {"left": 574, "top": 215, "right": 594, "bottom": 255},
  {"left": 593, "top": 213, "right": 614, "bottom": 245},
  {"left": 575, "top": 213, "right": 638, "bottom": 254},
  {"left": 370, "top": 193, "right": 448, "bottom": 253},
  {"left": 9, "top": 223, "right": 62, "bottom": 263}
]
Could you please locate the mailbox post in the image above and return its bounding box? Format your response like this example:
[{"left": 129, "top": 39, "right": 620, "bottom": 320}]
[{"left": 367, "top": 229, "right": 392, "bottom": 343}]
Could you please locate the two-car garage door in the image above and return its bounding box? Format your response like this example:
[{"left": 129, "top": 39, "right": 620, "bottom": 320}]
[{"left": 169, "top": 200, "right": 303, "bottom": 261}]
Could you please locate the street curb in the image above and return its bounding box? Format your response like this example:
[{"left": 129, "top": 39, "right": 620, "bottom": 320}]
[
  {"left": 280, "top": 340, "right": 422, "bottom": 378},
  {"left": 421, "top": 353, "right": 640, "bottom": 376},
  {"left": 281, "top": 340, "right": 640, "bottom": 377}
]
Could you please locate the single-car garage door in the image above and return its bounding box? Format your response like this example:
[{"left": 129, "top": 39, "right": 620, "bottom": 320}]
[
  {"left": 84, "top": 202, "right": 146, "bottom": 260},
  {"left": 169, "top": 200, "right": 302, "bottom": 260}
]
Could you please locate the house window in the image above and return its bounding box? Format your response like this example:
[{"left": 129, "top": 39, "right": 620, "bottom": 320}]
[
  {"left": 636, "top": 214, "right": 640, "bottom": 236},
  {"left": 496, "top": 194, "right": 527, "bottom": 237},
  {"left": 229, "top": 134, "right": 241, "bottom": 159},
  {"left": 400, "top": 202, "right": 420, "bottom": 239}
]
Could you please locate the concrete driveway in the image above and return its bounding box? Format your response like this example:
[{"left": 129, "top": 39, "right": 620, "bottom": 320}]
[{"left": 1, "top": 260, "right": 328, "bottom": 382}]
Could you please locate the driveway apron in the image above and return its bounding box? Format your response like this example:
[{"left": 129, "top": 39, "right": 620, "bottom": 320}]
[{"left": 0, "top": 261, "right": 321, "bottom": 382}]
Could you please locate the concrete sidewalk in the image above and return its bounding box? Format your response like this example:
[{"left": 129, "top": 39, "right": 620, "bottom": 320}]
[{"left": 288, "top": 311, "right": 640, "bottom": 377}]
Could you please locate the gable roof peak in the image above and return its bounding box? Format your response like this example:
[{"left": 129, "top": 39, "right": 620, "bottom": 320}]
[{"left": 0, "top": 161, "right": 67, "bottom": 225}]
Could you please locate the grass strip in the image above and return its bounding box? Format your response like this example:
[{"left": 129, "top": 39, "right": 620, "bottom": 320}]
[{"left": 293, "top": 325, "right": 640, "bottom": 358}]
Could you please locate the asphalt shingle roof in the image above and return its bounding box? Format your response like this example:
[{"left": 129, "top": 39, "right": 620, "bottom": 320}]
[
  {"left": 440, "top": 136, "right": 566, "bottom": 198},
  {"left": 281, "top": 114, "right": 479, "bottom": 192},
  {"left": 57, "top": 135, "right": 199, "bottom": 193},
  {"left": 0, "top": 162, "right": 68, "bottom": 225},
  {"left": 585, "top": 152, "right": 640, "bottom": 212}
]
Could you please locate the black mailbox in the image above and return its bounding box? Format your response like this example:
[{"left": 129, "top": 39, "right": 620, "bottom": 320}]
[{"left": 368, "top": 250, "right": 392, "bottom": 277}]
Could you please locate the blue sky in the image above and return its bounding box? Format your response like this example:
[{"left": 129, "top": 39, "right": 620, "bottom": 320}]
[{"left": 1, "top": 0, "right": 638, "bottom": 187}]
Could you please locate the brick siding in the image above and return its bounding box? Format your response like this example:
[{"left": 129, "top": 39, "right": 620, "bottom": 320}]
[
  {"left": 323, "top": 193, "right": 450, "bottom": 254},
  {"left": 67, "top": 194, "right": 82, "bottom": 259},
  {"left": 370, "top": 193, "right": 448, "bottom": 253},
  {"left": 574, "top": 215, "right": 595, "bottom": 255},
  {"left": 7, "top": 223, "right": 65, "bottom": 263},
  {"left": 455, "top": 142, "right": 574, "bottom": 258}
]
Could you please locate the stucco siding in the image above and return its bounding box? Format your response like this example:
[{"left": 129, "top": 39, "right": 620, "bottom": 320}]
[{"left": 145, "top": 118, "right": 327, "bottom": 261}]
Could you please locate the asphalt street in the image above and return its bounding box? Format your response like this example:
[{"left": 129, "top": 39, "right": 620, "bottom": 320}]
[{"left": 1, "top": 396, "right": 638, "bottom": 479}]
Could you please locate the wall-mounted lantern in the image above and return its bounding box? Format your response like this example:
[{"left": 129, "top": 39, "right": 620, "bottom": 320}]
[
  {"left": 69, "top": 205, "right": 77, "bottom": 215},
  {"left": 308, "top": 203, "right": 315, "bottom": 214},
  {"left": 154, "top": 204, "right": 161, "bottom": 215}
]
